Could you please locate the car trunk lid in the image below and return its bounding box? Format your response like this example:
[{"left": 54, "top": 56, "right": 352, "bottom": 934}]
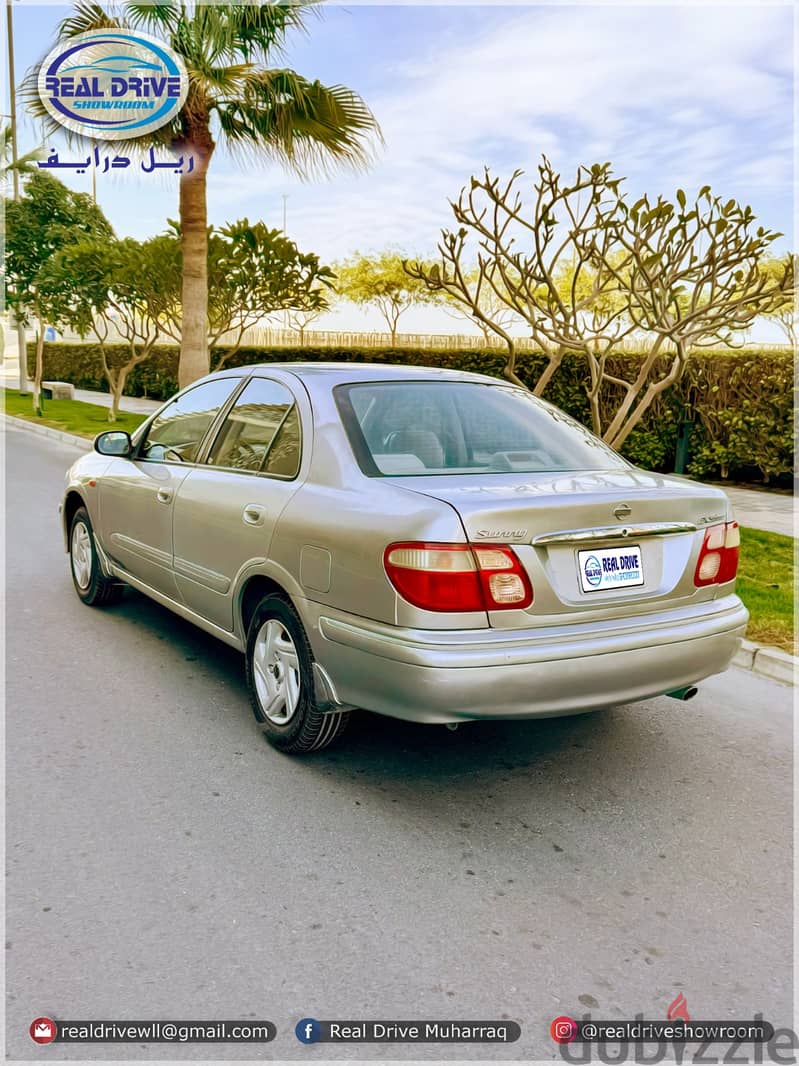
[{"left": 394, "top": 468, "right": 731, "bottom": 626}]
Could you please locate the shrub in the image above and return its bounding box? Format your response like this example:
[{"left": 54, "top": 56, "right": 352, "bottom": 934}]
[{"left": 687, "top": 352, "right": 794, "bottom": 483}]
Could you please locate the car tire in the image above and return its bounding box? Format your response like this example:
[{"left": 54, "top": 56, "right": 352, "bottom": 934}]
[
  {"left": 69, "top": 506, "right": 124, "bottom": 606},
  {"left": 245, "top": 594, "right": 349, "bottom": 754}
]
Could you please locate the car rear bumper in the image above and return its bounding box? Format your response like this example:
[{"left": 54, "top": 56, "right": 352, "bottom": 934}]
[{"left": 308, "top": 594, "right": 749, "bottom": 724}]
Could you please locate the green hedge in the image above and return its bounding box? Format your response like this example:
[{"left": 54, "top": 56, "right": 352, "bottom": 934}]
[{"left": 28, "top": 342, "right": 793, "bottom": 482}]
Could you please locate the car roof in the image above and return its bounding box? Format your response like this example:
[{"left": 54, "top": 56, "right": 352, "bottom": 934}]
[{"left": 236, "top": 361, "right": 503, "bottom": 387}]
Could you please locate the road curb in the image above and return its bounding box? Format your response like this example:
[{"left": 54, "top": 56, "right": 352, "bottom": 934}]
[
  {"left": 732, "top": 639, "right": 796, "bottom": 686},
  {"left": 4, "top": 409, "right": 795, "bottom": 686},
  {"left": 1, "top": 412, "right": 90, "bottom": 451}
]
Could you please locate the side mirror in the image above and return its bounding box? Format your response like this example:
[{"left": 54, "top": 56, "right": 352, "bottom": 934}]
[{"left": 94, "top": 430, "right": 133, "bottom": 457}]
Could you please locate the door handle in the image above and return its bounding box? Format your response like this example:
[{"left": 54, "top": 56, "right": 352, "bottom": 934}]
[
  {"left": 156, "top": 488, "right": 173, "bottom": 504},
  {"left": 243, "top": 504, "right": 266, "bottom": 526}
]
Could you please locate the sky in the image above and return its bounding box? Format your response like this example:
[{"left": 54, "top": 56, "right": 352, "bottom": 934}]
[{"left": 8, "top": 0, "right": 796, "bottom": 337}]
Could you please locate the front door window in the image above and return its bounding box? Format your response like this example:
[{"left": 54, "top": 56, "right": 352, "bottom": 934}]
[{"left": 139, "top": 379, "right": 240, "bottom": 463}]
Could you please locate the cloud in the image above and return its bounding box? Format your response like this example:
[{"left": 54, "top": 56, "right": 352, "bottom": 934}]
[
  {"left": 204, "top": 4, "right": 792, "bottom": 264},
  {"left": 367, "top": 5, "right": 791, "bottom": 186},
  {"left": 41, "top": 3, "right": 793, "bottom": 270}
]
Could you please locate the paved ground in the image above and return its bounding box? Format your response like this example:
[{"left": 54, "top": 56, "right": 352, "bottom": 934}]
[
  {"left": 70, "top": 387, "right": 161, "bottom": 415},
  {"left": 4, "top": 425, "right": 793, "bottom": 1061},
  {"left": 1, "top": 356, "right": 161, "bottom": 416},
  {"left": 720, "top": 485, "right": 795, "bottom": 539}
]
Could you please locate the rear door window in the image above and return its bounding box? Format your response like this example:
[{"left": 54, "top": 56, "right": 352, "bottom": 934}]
[{"left": 205, "top": 377, "right": 301, "bottom": 478}]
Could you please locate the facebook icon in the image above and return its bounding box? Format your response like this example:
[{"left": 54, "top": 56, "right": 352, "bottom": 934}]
[{"left": 295, "top": 1018, "right": 322, "bottom": 1044}]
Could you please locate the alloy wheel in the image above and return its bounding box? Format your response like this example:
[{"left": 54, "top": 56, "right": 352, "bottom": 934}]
[
  {"left": 71, "top": 520, "right": 92, "bottom": 590},
  {"left": 252, "top": 618, "right": 301, "bottom": 725}
]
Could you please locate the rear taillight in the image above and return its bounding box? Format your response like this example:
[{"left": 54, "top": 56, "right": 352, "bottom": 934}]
[
  {"left": 694, "top": 521, "right": 740, "bottom": 586},
  {"left": 383, "top": 542, "right": 533, "bottom": 613}
]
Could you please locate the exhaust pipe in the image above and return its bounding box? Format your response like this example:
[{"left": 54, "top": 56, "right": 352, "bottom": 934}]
[{"left": 665, "top": 686, "right": 698, "bottom": 701}]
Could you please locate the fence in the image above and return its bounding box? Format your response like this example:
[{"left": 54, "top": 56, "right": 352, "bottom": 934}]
[
  {"left": 226, "top": 326, "right": 792, "bottom": 353},
  {"left": 44, "top": 320, "right": 795, "bottom": 354}
]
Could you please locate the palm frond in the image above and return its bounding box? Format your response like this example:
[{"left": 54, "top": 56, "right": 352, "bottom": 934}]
[
  {"left": 23, "top": 2, "right": 125, "bottom": 128},
  {"left": 184, "top": 61, "right": 254, "bottom": 97},
  {"left": 191, "top": 3, "right": 316, "bottom": 63},
  {"left": 0, "top": 125, "right": 47, "bottom": 182},
  {"left": 221, "top": 3, "right": 316, "bottom": 61},
  {"left": 58, "top": 2, "right": 125, "bottom": 37},
  {"left": 124, "top": 2, "right": 180, "bottom": 33},
  {"left": 9, "top": 146, "right": 48, "bottom": 174},
  {"left": 124, "top": 3, "right": 314, "bottom": 66},
  {"left": 21, "top": 0, "right": 381, "bottom": 183},
  {"left": 213, "top": 69, "right": 382, "bottom": 177}
]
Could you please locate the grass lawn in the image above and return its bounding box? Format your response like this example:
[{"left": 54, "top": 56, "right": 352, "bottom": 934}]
[
  {"left": 737, "top": 527, "right": 795, "bottom": 654},
  {"left": 2, "top": 387, "right": 794, "bottom": 653},
  {"left": 2, "top": 388, "right": 146, "bottom": 439}
]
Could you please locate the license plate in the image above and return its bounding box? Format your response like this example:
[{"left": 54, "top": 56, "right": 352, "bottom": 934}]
[{"left": 578, "top": 544, "right": 644, "bottom": 593}]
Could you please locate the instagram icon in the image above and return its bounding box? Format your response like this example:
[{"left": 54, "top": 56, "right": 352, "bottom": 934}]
[{"left": 551, "top": 1017, "right": 578, "bottom": 1043}]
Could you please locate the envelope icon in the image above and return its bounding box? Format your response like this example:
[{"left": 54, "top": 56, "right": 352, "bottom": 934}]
[{"left": 34, "top": 1023, "right": 53, "bottom": 1038}]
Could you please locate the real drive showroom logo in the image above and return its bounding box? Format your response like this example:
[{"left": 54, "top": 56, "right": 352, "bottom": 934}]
[
  {"left": 583, "top": 554, "right": 603, "bottom": 587},
  {"left": 37, "top": 29, "right": 188, "bottom": 140}
]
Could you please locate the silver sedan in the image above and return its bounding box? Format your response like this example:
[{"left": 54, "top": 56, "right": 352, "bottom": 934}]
[{"left": 60, "top": 363, "right": 748, "bottom": 753}]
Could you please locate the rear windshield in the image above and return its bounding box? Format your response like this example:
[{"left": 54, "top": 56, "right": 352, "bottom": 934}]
[{"left": 335, "top": 380, "right": 629, "bottom": 476}]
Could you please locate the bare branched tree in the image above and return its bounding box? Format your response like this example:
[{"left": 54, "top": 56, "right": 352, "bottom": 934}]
[
  {"left": 407, "top": 158, "right": 792, "bottom": 449},
  {"left": 407, "top": 161, "right": 630, "bottom": 405},
  {"left": 285, "top": 304, "right": 328, "bottom": 344},
  {"left": 601, "top": 186, "right": 791, "bottom": 446},
  {"left": 439, "top": 266, "right": 525, "bottom": 346}
]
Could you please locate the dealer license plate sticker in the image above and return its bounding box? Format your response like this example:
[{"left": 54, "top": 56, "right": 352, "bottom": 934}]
[{"left": 577, "top": 545, "right": 644, "bottom": 593}]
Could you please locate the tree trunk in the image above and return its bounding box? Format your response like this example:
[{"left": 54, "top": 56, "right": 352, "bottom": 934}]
[
  {"left": 532, "top": 347, "right": 564, "bottom": 399},
  {"left": 387, "top": 302, "right": 401, "bottom": 346},
  {"left": 603, "top": 337, "right": 665, "bottom": 444},
  {"left": 9, "top": 308, "right": 29, "bottom": 394},
  {"left": 501, "top": 340, "right": 528, "bottom": 391},
  {"left": 177, "top": 121, "right": 215, "bottom": 389},
  {"left": 97, "top": 339, "right": 117, "bottom": 420},
  {"left": 33, "top": 315, "right": 45, "bottom": 416},
  {"left": 607, "top": 347, "right": 684, "bottom": 451},
  {"left": 110, "top": 368, "right": 128, "bottom": 423}
]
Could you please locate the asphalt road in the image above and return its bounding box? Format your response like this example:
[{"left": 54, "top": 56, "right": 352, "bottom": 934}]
[{"left": 5, "top": 424, "right": 794, "bottom": 1062}]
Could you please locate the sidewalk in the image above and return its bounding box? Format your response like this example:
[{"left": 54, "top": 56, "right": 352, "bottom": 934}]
[
  {"left": 71, "top": 387, "right": 161, "bottom": 415},
  {"left": 721, "top": 485, "right": 795, "bottom": 539},
  {"left": 1, "top": 356, "right": 161, "bottom": 415}
]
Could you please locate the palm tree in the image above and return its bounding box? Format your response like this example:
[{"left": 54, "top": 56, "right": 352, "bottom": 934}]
[
  {"left": 0, "top": 124, "right": 45, "bottom": 188},
  {"left": 31, "top": 2, "right": 381, "bottom": 386}
]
